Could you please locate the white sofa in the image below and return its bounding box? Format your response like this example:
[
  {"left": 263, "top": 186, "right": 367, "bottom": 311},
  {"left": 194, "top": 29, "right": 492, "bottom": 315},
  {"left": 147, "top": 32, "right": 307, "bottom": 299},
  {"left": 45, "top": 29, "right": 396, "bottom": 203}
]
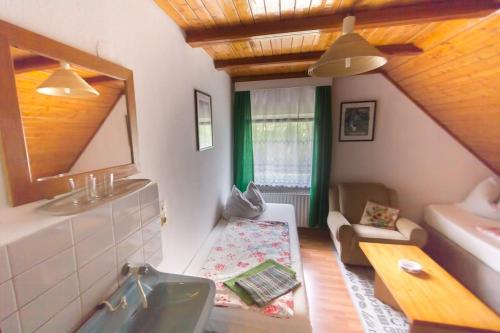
[{"left": 424, "top": 204, "right": 500, "bottom": 313}]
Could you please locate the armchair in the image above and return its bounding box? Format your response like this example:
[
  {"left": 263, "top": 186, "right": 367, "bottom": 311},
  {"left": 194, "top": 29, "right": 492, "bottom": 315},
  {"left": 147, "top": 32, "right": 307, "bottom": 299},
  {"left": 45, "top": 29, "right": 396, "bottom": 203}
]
[{"left": 327, "top": 183, "right": 427, "bottom": 266}]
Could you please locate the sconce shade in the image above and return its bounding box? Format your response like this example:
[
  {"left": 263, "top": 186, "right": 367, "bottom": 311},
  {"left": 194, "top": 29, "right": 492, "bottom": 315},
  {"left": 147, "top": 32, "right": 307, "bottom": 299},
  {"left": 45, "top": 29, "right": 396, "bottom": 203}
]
[
  {"left": 36, "top": 62, "right": 100, "bottom": 97},
  {"left": 308, "top": 16, "right": 387, "bottom": 78}
]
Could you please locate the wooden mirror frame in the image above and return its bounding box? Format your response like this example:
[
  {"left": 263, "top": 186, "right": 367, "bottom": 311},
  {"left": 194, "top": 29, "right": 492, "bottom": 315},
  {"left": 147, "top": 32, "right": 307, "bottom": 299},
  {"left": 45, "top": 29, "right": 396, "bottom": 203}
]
[{"left": 0, "top": 20, "right": 140, "bottom": 206}]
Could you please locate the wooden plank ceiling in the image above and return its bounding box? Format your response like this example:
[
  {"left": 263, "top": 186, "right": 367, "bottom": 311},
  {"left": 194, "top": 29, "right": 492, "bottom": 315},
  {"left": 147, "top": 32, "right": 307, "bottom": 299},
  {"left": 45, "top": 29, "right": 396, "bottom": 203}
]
[
  {"left": 156, "top": 0, "right": 500, "bottom": 174},
  {"left": 11, "top": 47, "right": 125, "bottom": 180}
]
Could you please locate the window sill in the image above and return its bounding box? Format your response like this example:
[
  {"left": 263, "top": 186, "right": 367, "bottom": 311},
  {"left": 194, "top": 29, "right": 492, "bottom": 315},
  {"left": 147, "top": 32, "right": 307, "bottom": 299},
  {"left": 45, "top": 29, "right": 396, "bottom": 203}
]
[{"left": 257, "top": 185, "right": 310, "bottom": 195}]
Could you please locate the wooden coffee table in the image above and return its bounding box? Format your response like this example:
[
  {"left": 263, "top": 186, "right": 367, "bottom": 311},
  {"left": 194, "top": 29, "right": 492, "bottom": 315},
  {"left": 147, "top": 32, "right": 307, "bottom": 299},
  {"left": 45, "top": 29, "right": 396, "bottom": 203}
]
[{"left": 359, "top": 242, "right": 500, "bottom": 333}]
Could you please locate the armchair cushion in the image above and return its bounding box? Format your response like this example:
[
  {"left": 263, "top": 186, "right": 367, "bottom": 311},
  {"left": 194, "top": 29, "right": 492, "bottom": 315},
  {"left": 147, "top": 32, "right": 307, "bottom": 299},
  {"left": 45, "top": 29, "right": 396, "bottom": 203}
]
[
  {"left": 352, "top": 224, "right": 406, "bottom": 241},
  {"left": 337, "top": 183, "right": 393, "bottom": 224}
]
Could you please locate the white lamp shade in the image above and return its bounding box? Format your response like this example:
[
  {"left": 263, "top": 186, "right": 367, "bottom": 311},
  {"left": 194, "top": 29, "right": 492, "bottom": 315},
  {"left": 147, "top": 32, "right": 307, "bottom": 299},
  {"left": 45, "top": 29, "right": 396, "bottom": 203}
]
[
  {"left": 36, "top": 63, "right": 99, "bottom": 98},
  {"left": 309, "top": 33, "right": 387, "bottom": 77},
  {"left": 308, "top": 15, "right": 387, "bottom": 78}
]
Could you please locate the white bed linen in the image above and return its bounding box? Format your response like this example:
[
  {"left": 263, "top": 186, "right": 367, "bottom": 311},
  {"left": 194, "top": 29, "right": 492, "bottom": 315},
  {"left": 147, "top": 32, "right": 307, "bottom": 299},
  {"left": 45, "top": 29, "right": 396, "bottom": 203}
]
[
  {"left": 185, "top": 203, "right": 312, "bottom": 333},
  {"left": 425, "top": 204, "right": 500, "bottom": 272}
]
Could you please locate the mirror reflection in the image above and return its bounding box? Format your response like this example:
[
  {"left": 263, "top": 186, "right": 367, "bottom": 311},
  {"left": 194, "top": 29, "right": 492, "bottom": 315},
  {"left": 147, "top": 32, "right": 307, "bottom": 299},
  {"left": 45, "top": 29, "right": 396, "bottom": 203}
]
[{"left": 10, "top": 46, "right": 133, "bottom": 182}]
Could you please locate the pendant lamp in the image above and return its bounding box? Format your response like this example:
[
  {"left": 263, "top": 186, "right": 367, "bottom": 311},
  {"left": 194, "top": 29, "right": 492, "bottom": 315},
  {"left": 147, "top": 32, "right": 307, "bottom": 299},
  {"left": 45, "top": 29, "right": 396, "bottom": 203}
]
[
  {"left": 308, "top": 16, "right": 387, "bottom": 77},
  {"left": 36, "top": 61, "right": 100, "bottom": 97}
]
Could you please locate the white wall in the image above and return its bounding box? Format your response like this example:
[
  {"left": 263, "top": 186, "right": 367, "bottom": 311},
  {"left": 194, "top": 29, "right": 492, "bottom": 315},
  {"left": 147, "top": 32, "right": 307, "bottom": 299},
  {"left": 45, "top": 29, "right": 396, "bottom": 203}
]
[
  {"left": 70, "top": 95, "right": 132, "bottom": 173},
  {"left": 0, "top": 0, "right": 232, "bottom": 273},
  {"left": 331, "top": 74, "right": 495, "bottom": 222}
]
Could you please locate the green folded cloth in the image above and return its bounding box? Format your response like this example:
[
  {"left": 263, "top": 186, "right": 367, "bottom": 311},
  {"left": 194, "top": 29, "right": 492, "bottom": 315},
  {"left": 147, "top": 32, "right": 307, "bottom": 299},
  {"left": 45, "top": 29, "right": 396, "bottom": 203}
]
[
  {"left": 236, "top": 266, "right": 301, "bottom": 307},
  {"left": 224, "top": 259, "right": 296, "bottom": 305}
]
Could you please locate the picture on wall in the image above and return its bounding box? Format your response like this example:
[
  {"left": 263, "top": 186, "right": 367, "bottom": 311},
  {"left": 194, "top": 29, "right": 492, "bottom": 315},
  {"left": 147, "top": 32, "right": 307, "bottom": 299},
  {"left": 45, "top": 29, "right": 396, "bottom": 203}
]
[
  {"left": 339, "top": 101, "right": 376, "bottom": 142},
  {"left": 195, "top": 89, "right": 213, "bottom": 150}
]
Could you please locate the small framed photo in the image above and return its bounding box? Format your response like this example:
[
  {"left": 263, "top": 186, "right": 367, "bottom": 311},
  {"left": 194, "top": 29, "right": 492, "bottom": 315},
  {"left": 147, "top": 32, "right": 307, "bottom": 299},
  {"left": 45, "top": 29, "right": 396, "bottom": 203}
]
[
  {"left": 194, "top": 89, "right": 213, "bottom": 150},
  {"left": 339, "top": 101, "right": 376, "bottom": 142}
]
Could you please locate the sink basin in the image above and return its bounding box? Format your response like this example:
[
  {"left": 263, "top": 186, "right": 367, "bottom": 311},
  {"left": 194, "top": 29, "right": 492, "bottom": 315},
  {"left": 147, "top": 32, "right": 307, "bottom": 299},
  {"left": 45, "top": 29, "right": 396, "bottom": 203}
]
[{"left": 76, "top": 265, "right": 215, "bottom": 333}]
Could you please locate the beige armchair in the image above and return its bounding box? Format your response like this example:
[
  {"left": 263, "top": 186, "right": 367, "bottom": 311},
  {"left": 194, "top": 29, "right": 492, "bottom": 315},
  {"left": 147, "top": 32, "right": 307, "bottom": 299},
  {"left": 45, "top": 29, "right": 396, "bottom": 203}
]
[{"left": 327, "top": 183, "right": 427, "bottom": 266}]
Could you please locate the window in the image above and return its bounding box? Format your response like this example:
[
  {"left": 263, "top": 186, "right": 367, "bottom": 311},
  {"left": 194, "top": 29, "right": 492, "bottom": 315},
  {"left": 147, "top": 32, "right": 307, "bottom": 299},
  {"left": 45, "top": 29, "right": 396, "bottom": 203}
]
[{"left": 251, "top": 87, "right": 315, "bottom": 188}]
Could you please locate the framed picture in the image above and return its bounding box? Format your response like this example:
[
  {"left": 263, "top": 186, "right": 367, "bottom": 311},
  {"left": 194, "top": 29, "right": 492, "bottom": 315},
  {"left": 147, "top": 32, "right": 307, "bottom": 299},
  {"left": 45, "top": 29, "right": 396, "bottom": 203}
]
[
  {"left": 339, "top": 101, "right": 377, "bottom": 142},
  {"left": 194, "top": 89, "right": 213, "bottom": 150}
]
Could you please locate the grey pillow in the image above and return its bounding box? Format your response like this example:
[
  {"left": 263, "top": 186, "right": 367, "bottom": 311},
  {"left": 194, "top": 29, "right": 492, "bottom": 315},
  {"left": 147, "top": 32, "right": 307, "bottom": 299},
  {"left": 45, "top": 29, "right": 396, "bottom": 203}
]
[
  {"left": 223, "top": 186, "right": 263, "bottom": 220},
  {"left": 244, "top": 181, "right": 267, "bottom": 212}
]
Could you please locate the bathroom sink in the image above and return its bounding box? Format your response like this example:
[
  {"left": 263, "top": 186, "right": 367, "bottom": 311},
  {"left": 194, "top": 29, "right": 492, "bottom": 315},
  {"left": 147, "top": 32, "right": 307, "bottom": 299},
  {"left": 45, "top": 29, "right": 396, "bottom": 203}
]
[{"left": 76, "top": 265, "right": 215, "bottom": 333}]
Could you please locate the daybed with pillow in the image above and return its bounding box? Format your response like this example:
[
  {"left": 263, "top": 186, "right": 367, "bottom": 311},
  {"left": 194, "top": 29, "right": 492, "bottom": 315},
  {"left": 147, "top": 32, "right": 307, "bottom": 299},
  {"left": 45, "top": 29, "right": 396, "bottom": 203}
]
[
  {"left": 327, "top": 182, "right": 428, "bottom": 266},
  {"left": 424, "top": 177, "right": 500, "bottom": 313},
  {"left": 185, "top": 183, "right": 312, "bottom": 333}
]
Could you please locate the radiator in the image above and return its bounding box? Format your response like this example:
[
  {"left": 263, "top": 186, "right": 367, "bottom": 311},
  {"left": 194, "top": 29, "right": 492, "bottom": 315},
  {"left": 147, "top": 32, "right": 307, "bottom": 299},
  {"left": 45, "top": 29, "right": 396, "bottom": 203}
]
[{"left": 261, "top": 191, "right": 310, "bottom": 228}]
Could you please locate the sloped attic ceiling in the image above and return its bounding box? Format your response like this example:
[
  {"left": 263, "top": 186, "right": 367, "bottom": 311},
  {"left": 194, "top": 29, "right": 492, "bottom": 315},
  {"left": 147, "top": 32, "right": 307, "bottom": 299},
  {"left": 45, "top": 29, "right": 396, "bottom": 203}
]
[
  {"left": 11, "top": 47, "right": 125, "bottom": 180},
  {"left": 155, "top": 0, "right": 500, "bottom": 174}
]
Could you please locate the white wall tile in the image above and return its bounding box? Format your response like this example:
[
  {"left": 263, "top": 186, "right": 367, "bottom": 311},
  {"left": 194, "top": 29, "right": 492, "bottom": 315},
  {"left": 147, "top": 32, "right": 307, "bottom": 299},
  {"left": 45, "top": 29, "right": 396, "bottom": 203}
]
[
  {"left": 71, "top": 205, "right": 112, "bottom": 243},
  {"left": 7, "top": 221, "right": 72, "bottom": 276},
  {"left": 140, "top": 184, "right": 159, "bottom": 207},
  {"left": 0, "top": 280, "right": 17, "bottom": 321},
  {"left": 140, "top": 201, "right": 160, "bottom": 226},
  {"left": 146, "top": 250, "right": 163, "bottom": 268},
  {"left": 13, "top": 248, "right": 76, "bottom": 307},
  {"left": 78, "top": 247, "right": 116, "bottom": 293},
  {"left": 19, "top": 274, "right": 79, "bottom": 333},
  {"left": 80, "top": 269, "right": 117, "bottom": 317},
  {"left": 1, "top": 185, "right": 163, "bottom": 332},
  {"left": 113, "top": 210, "right": 140, "bottom": 243},
  {"left": 74, "top": 223, "right": 114, "bottom": 268},
  {"left": 0, "top": 246, "right": 11, "bottom": 284},
  {"left": 0, "top": 312, "right": 21, "bottom": 333},
  {"left": 112, "top": 193, "right": 140, "bottom": 220},
  {"left": 116, "top": 229, "right": 142, "bottom": 264},
  {"left": 143, "top": 235, "right": 162, "bottom": 260},
  {"left": 141, "top": 219, "right": 160, "bottom": 243},
  {"left": 34, "top": 298, "right": 81, "bottom": 333}
]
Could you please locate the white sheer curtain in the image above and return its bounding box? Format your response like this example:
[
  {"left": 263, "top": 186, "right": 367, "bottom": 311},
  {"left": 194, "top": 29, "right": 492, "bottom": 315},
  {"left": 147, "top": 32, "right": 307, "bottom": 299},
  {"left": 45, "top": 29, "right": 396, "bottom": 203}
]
[{"left": 251, "top": 87, "right": 315, "bottom": 188}]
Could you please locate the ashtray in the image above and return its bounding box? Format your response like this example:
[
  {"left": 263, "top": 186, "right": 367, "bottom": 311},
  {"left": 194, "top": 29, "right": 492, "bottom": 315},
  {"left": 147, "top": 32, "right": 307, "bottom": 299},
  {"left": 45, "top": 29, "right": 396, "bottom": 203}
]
[{"left": 398, "top": 259, "right": 422, "bottom": 274}]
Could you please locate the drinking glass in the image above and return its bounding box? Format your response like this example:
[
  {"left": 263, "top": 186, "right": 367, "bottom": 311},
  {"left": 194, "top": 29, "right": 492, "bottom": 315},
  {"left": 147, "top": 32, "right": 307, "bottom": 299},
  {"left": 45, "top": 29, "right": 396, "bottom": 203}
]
[
  {"left": 85, "top": 174, "right": 97, "bottom": 202},
  {"left": 104, "top": 173, "right": 114, "bottom": 197},
  {"left": 68, "top": 178, "right": 80, "bottom": 205}
]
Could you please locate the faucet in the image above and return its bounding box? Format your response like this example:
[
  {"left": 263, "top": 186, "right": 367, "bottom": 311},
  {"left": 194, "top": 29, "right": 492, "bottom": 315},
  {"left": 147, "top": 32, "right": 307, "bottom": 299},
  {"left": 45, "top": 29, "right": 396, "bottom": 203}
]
[{"left": 122, "top": 263, "right": 149, "bottom": 309}]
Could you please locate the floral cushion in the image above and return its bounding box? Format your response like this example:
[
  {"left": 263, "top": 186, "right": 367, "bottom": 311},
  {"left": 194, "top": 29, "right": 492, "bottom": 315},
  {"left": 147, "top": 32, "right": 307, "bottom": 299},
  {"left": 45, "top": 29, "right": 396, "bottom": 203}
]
[{"left": 359, "top": 201, "right": 400, "bottom": 230}]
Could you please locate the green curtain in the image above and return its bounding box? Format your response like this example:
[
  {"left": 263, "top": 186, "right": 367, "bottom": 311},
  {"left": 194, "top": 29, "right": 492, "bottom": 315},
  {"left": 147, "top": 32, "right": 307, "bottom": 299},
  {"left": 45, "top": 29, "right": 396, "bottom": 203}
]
[
  {"left": 233, "top": 91, "right": 254, "bottom": 191},
  {"left": 308, "top": 86, "right": 332, "bottom": 228}
]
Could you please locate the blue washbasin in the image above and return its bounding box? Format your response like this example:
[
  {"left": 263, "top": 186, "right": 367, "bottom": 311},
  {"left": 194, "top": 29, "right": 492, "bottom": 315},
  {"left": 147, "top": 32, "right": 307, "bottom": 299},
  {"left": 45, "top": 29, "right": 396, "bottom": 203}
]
[{"left": 76, "top": 265, "right": 215, "bottom": 333}]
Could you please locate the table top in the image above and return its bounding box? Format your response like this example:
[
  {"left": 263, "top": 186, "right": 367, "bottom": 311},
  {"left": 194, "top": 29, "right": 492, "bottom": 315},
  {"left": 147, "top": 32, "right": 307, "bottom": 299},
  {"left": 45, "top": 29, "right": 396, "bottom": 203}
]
[{"left": 359, "top": 242, "right": 500, "bottom": 332}]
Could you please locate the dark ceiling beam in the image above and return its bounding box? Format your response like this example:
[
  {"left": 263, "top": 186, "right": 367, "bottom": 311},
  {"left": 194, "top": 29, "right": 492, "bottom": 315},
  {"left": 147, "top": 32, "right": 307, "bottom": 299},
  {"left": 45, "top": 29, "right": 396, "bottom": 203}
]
[
  {"left": 232, "top": 68, "right": 383, "bottom": 82},
  {"left": 85, "top": 75, "right": 120, "bottom": 85},
  {"left": 216, "top": 44, "right": 422, "bottom": 70},
  {"left": 14, "top": 56, "right": 59, "bottom": 73},
  {"left": 13, "top": 57, "right": 118, "bottom": 85},
  {"left": 232, "top": 71, "right": 310, "bottom": 82},
  {"left": 187, "top": 0, "right": 499, "bottom": 47}
]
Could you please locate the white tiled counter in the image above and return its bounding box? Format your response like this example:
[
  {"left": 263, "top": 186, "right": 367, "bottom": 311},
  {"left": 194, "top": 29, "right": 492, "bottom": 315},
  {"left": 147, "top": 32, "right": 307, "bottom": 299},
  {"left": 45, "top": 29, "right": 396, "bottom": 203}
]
[{"left": 0, "top": 182, "right": 163, "bottom": 333}]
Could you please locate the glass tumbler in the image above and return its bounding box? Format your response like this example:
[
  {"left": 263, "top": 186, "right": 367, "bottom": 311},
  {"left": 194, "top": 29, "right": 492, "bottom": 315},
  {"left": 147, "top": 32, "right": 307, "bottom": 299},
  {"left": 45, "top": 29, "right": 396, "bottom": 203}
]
[{"left": 85, "top": 174, "right": 97, "bottom": 202}]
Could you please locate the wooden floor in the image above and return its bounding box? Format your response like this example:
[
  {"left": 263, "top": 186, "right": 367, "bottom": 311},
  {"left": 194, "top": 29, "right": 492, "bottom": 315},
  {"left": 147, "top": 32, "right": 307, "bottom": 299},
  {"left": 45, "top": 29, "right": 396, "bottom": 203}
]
[{"left": 298, "top": 228, "right": 364, "bottom": 333}]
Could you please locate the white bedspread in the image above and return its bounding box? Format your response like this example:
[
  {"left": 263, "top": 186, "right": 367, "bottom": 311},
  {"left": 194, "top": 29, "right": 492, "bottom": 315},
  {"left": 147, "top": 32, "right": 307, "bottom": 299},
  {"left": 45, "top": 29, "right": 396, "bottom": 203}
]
[
  {"left": 425, "top": 204, "right": 500, "bottom": 272},
  {"left": 185, "top": 203, "right": 312, "bottom": 333}
]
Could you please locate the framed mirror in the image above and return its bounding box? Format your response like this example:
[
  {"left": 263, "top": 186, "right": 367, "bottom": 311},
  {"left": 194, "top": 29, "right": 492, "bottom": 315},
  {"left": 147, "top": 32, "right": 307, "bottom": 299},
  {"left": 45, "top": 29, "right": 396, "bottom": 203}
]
[{"left": 0, "top": 20, "right": 139, "bottom": 206}]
